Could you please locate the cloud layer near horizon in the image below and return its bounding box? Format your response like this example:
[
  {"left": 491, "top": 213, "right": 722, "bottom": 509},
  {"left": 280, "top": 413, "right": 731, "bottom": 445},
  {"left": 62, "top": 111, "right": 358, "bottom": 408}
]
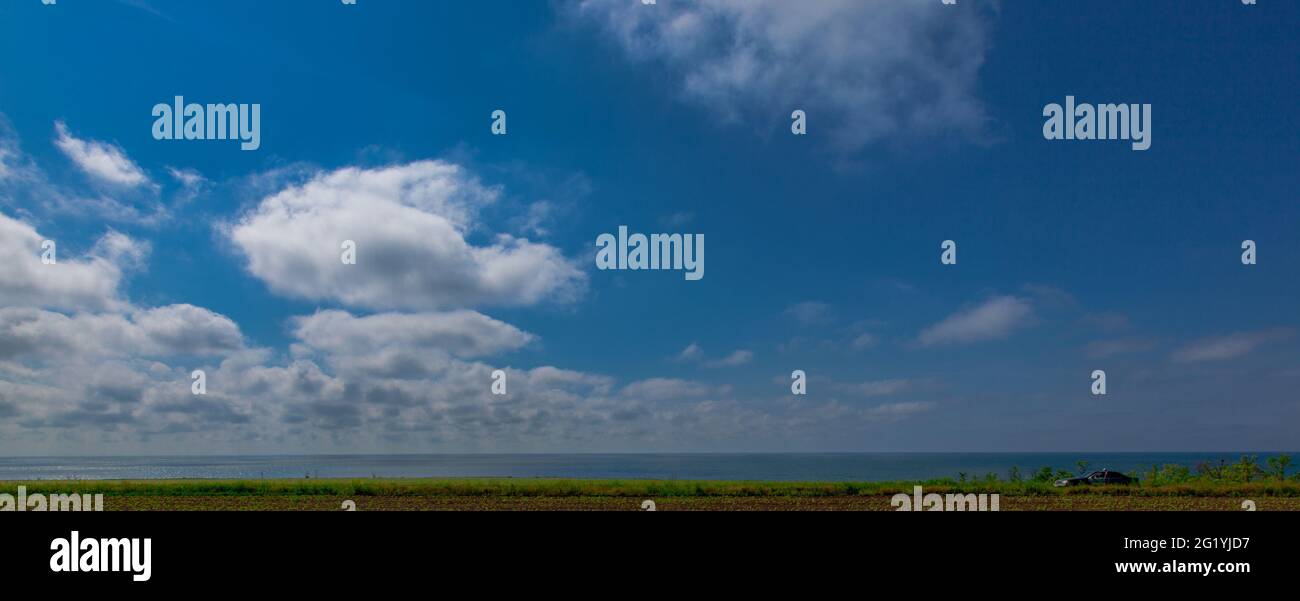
[{"left": 0, "top": 138, "right": 932, "bottom": 453}]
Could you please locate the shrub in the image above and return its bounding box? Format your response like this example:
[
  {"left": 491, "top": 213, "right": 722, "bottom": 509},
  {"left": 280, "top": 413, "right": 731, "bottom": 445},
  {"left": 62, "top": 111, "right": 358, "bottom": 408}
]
[
  {"left": 1266, "top": 454, "right": 1293, "bottom": 481},
  {"left": 1144, "top": 464, "right": 1193, "bottom": 486}
]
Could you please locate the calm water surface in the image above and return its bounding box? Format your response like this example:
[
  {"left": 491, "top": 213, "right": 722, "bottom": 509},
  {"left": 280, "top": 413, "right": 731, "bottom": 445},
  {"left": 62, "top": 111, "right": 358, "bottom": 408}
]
[{"left": 0, "top": 452, "right": 1290, "bottom": 481}]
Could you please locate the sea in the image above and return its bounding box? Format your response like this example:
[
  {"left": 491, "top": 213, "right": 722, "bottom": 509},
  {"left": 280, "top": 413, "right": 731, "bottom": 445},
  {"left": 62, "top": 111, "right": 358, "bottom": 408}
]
[{"left": 0, "top": 452, "right": 1292, "bottom": 481}]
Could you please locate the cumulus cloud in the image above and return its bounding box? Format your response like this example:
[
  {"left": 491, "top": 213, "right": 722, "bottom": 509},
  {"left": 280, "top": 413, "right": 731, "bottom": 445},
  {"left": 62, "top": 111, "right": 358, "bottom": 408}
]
[
  {"left": 1171, "top": 328, "right": 1292, "bottom": 363},
  {"left": 0, "top": 305, "right": 243, "bottom": 363},
  {"left": 132, "top": 305, "right": 244, "bottom": 355},
  {"left": 292, "top": 309, "right": 535, "bottom": 369},
  {"left": 0, "top": 161, "right": 940, "bottom": 452},
  {"left": 1, "top": 304, "right": 933, "bottom": 451},
  {"left": 0, "top": 209, "right": 253, "bottom": 438},
  {"left": 619, "top": 378, "right": 715, "bottom": 402},
  {"left": 53, "top": 121, "right": 151, "bottom": 188},
  {"left": 229, "top": 161, "right": 586, "bottom": 311},
  {"left": 0, "top": 284, "right": 928, "bottom": 451},
  {"left": 0, "top": 303, "right": 250, "bottom": 435},
  {"left": 0, "top": 211, "right": 144, "bottom": 311},
  {"left": 573, "top": 0, "right": 992, "bottom": 153},
  {"left": 917, "top": 296, "right": 1034, "bottom": 347}
]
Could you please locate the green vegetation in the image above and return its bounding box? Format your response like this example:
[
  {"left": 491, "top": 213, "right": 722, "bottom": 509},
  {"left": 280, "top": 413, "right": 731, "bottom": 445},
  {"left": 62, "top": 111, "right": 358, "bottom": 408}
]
[
  {"left": 1, "top": 454, "right": 1294, "bottom": 514},
  {"left": 1, "top": 454, "right": 1296, "bottom": 499}
]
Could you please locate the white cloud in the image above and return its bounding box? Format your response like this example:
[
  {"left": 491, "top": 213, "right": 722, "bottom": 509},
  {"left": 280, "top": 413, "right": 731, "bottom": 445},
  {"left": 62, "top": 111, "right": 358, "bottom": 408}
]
[
  {"left": 573, "top": 0, "right": 992, "bottom": 153},
  {"left": 0, "top": 208, "right": 851, "bottom": 452},
  {"left": 166, "top": 167, "right": 205, "bottom": 188},
  {"left": 0, "top": 305, "right": 243, "bottom": 362},
  {"left": 0, "top": 211, "right": 143, "bottom": 311},
  {"left": 0, "top": 157, "right": 947, "bottom": 452},
  {"left": 862, "top": 401, "right": 936, "bottom": 420},
  {"left": 53, "top": 121, "right": 151, "bottom": 188},
  {"left": 132, "top": 305, "right": 244, "bottom": 355},
  {"left": 0, "top": 295, "right": 934, "bottom": 452},
  {"left": 0, "top": 210, "right": 253, "bottom": 439},
  {"left": 0, "top": 304, "right": 250, "bottom": 437},
  {"left": 918, "top": 296, "right": 1034, "bottom": 347},
  {"left": 0, "top": 118, "right": 165, "bottom": 224},
  {"left": 166, "top": 166, "right": 207, "bottom": 207},
  {"left": 1171, "top": 328, "right": 1292, "bottom": 363},
  {"left": 293, "top": 310, "right": 535, "bottom": 361},
  {"left": 229, "top": 161, "right": 586, "bottom": 311},
  {"left": 619, "top": 378, "right": 715, "bottom": 402},
  {"left": 707, "top": 349, "right": 753, "bottom": 368},
  {"left": 677, "top": 343, "right": 753, "bottom": 368}
]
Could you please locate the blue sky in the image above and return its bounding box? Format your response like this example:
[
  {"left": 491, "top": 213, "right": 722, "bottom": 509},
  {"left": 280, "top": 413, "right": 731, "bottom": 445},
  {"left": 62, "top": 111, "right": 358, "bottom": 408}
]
[{"left": 0, "top": 0, "right": 1297, "bottom": 455}]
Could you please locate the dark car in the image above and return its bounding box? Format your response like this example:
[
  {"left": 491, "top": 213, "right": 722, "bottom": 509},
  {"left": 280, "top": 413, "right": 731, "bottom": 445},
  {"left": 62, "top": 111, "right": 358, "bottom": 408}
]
[{"left": 1054, "top": 470, "right": 1136, "bottom": 487}]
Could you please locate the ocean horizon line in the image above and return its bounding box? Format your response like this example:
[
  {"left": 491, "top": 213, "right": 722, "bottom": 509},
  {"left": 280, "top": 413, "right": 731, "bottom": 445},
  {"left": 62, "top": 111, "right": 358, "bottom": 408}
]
[{"left": 3, "top": 450, "right": 1295, "bottom": 460}]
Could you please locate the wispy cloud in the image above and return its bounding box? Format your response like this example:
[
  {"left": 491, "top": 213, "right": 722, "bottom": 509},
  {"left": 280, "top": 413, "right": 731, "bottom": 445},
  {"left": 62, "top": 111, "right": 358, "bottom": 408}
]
[
  {"left": 834, "top": 379, "right": 911, "bottom": 398},
  {"left": 619, "top": 378, "right": 716, "bottom": 402},
  {"left": 1171, "top": 328, "right": 1292, "bottom": 363},
  {"left": 676, "top": 342, "right": 752, "bottom": 368},
  {"left": 115, "top": 0, "right": 173, "bottom": 21},
  {"left": 676, "top": 342, "right": 703, "bottom": 362},
  {"left": 785, "top": 301, "right": 832, "bottom": 325},
  {"left": 917, "top": 296, "right": 1034, "bottom": 347},
  {"left": 863, "top": 401, "right": 936, "bottom": 421},
  {"left": 849, "top": 332, "right": 877, "bottom": 351},
  {"left": 1083, "top": 337, "right": 1157, "bottom": 359},
  {"left": 707, "top": 349, "right": 754, "bottom": 368},
  {"left": 54, "top": 121, "right": 152, "bottom": 188},
  {"left": 573, "top": 0, "right": 992, "bottom": 154}
]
